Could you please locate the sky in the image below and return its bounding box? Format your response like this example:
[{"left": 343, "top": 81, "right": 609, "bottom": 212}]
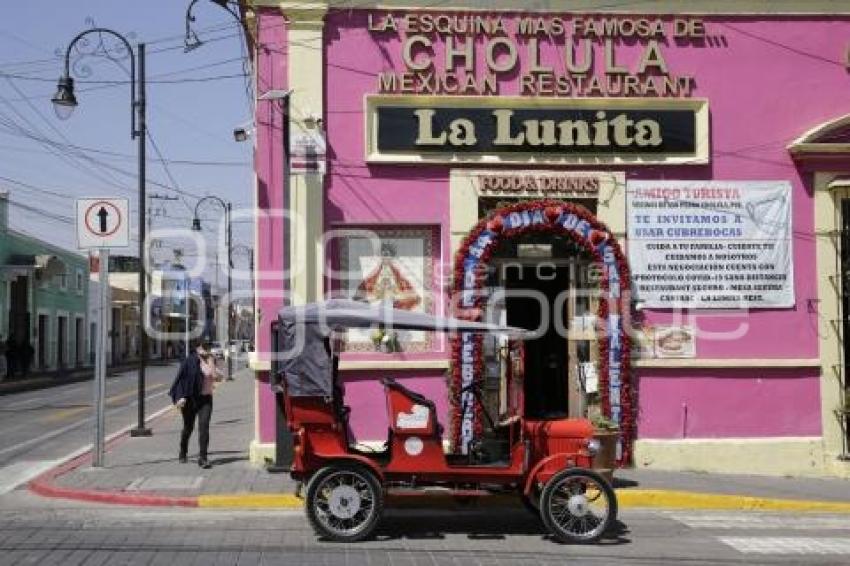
[{"left": 0, "top": 0, "right": 255, "bottom": 293}]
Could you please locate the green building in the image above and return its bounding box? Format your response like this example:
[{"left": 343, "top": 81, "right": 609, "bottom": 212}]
[{"left": 0, "top": 192, "right": 89, "bottom": 375}]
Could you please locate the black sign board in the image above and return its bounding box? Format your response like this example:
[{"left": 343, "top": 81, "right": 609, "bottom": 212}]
[{"left": 366, "top": 97, "right": 708, "bottom": 164}]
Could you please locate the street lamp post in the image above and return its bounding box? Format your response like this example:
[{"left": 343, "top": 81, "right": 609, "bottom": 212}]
[
  {"left": 184, "top": 0, "right": 251, "bottom": 52},
  {"left": 191, "top": 197, "right": 233, "bottom": 380},
  {"left": 53, "top": 28, "right": 151, "bottom": 437}
]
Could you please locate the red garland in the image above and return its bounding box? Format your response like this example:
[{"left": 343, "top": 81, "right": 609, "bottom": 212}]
[{"left": 450, "top": 199, "right": 633, "bottom": 465}]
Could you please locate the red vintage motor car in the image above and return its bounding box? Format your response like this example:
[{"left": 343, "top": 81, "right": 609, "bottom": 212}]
[{"left": 271, "top": 300, "right": 616, "bottom": 543}]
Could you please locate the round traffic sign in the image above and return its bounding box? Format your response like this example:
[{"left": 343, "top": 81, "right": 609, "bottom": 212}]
[{"left": 84, "top": 201, "right": 123, "bottom": 238}]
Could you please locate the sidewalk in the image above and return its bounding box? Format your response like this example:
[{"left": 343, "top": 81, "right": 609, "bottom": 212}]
[
  {"left": 29, "top": 369, "right": 850, "bottom": 512},
  {"left": 0, "top": 359, "right": 175, "bottom": 396},
  {"left": 31, "top": 366, "right": 299, "bottom": 508}
]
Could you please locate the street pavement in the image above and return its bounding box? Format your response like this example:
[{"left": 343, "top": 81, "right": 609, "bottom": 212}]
[
  {"left": 0, "top": 363, "right": 179, "bottom": 494},
  {"left": 1, "top": 362, "right": 849, "bottom": 563},
  {"left": 1, "top": 490, "right": 850, "bottom": 565}
]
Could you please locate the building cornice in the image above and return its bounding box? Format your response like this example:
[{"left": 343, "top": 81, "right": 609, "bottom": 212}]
[{"left": 249, "top": 1, "right": 850, "bottom": 16}]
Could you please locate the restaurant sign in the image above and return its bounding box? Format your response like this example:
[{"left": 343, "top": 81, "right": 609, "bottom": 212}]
[{"left": 366, "top": 95, "right": 708, "bottom": 165}]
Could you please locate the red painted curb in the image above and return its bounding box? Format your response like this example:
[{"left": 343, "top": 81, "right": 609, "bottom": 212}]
[
  {"left": 28, "top": 407, "right": 199, "bottom": 508},
  {"left": 29, "top": 479, "right": 198, "bottom": 507}
]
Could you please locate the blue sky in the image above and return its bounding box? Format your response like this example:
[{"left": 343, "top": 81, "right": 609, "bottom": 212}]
[{"left": 0, "top": 0, "right": 254, "bottom": 291}]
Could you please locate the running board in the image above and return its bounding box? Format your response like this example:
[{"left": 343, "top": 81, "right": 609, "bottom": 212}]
[{"left": 387, "top": 487, "right": 495, "bottom": 498}]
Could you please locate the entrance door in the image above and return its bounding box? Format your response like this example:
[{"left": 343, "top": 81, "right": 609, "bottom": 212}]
[
  {"left": 504, "top": 263, "right": 569, "bottom": 419},
  {"left": 8, "top": 275, "right": 29, "bottom": 342},
  {"left": 37, "top": 314, "right": 48, "bottom": 369},
  {"left": 75, "top": 318, "right": 84, "bottom": 366},
  {"left": 840, "top": 199, "right": 850, "bottom": 454},
  {"left": 57, "top": 316, "right": 67, "bottom": 369}
]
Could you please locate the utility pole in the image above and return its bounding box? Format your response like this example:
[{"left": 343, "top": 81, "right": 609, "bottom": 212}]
[{"left": 130, "top": 43, "right": 151, "bottom": 438}]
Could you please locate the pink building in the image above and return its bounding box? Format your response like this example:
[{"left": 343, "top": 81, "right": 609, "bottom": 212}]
[{"left": 244, "top": 0, "right": 850, "bottom": 478}]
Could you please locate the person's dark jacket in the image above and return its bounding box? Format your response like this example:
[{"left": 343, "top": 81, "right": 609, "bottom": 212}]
[{"left": 168, "top": 352, "right": 204, "bottom": 404}]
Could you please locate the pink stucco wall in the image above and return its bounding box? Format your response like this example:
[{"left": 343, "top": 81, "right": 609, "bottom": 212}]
[
  {"left": 254, "top": 9, "right": 850, "bottom": 443},
  {"left": 638, "top": 368, "right": 822, "bottom": 438},
  {"left": 254, "top": 11, "right": 288, "bottom": 442}
]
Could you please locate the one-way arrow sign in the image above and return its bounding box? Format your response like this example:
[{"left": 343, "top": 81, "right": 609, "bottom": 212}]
[
  {"left": 97, "top": 207, "right": 109, "bottom": 233},
  {"left": 76, "top": 198, "right": 130, "bottom": 249}
]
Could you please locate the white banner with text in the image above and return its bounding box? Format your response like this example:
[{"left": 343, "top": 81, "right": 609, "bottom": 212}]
[{"left": 627, "top": 180, "right": 794, "bottom": 309}]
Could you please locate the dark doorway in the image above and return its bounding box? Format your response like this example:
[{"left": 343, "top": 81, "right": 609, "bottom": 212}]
[
  {"left": 8, "top": 275, "right": 29, "bottom": 342},
  {"left": 57, "top": 316, "right": 67, "bottom": 369},
  {"left": 840, "top": 199, "right": 850, "bottom": 455},
  {"left": 37, "top": 314, "right": 48, "bottom": 368},
  {"left": 504, "top": 263, "right": 569, "bottom": 419},
  {"left": 75, "top": 317, "right": 84, "bottom": 366}
]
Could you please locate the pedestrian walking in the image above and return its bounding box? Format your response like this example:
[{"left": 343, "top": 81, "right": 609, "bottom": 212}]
[{"left": 168, "top": 342, "right": 222, "bottom": 469}]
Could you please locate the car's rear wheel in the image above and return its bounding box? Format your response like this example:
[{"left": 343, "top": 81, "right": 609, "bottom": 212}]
[
  {"left": 305, "top": 463, "right": 383, "bottom": 542},
  {"left": 539, "top": 468, "right": 616, "bottom": 544}
]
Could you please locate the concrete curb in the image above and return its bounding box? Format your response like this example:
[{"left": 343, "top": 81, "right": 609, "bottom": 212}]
[
  {"left": 616, "top": 489, "right": 850, "bottom": 513},
  {"left": 27, "top": 403, "right": 190, "bottom": 507}
]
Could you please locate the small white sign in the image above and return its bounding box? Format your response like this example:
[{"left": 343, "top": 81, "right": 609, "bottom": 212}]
[
  {"left": 76, "top": 198, "right": 130, "bottom": 249},
  {"left": 396, "top": 405, "right": 429, "bottom": 429}
]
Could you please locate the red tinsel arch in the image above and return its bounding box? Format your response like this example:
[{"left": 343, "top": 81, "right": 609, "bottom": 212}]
[{"left": 450, "top": 199, "right": 633, "bottom": 465}]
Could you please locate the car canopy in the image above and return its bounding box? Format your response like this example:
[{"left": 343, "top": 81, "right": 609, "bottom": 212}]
[{"left": 275, "top": 299, "right": 525, "bottom": 397}]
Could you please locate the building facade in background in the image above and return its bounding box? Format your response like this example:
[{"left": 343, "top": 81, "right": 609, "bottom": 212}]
[
  {"left": 0, "top": 192, "right": 88, "bottom": 377},
  {"left": 245, "top": 0, "right": 850, "bottom": 477}
]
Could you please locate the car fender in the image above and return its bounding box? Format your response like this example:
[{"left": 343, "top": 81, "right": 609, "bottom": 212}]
[
  {"left": 309, "top": 452, "right": 385, "bottom": 482},
  {"left": 523, "top": 453, "right": 593, "bottom": 495}
]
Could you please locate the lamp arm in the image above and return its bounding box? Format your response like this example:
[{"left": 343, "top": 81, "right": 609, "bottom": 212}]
[
  {"left": 62, "top": 28, "right": 137, "bottom": 138},
  {"left": 193, "top": 195, "right": 229, "bottom": 221}
]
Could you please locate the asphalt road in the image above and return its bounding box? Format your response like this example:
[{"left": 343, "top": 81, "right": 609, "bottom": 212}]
[
  {"left": 0, "top": 363, "right": 179, "bottom": 491},
  {"left": 0, "top": 491, "right": 849, "bottom": 565}
]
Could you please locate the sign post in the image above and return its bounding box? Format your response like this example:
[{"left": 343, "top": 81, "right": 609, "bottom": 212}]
[
  {"left": 93, "top": 248, "right": 109, "bottom": 467},
  {"left": 76, "top": 198, "right": 130, "bottom": 467}
]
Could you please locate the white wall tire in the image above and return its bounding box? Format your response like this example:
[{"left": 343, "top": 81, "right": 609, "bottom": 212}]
[
  {"left": 305, "top": 463, "right": 384, "bottom": 542},
  {"left": 539, "top": 468, "right": 617, "bottom": 544}
]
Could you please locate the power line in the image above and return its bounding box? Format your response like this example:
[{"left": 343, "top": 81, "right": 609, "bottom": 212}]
[
  {"left": 0, "top": 91, "right": 134, "bottom": 194},
  {"left": 0, "top": 120, "right": 250, "bottom": 201},
  {"left": 145, "top": 128, "right": 195, "bottom": 210},
  {"left": 0, "top": 140, "right": 249, "bottom": 166},
  {"left": 0, "top": 70, "right": 247, "bottom": 84}
]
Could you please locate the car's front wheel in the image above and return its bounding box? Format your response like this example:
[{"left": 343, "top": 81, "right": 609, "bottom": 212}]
[{"left": 539, "top": 468, "right": 616, "bottom": 544}]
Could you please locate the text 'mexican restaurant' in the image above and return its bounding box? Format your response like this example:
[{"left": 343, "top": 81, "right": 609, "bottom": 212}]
[{"left": 245, "top": 0, "right": 850, "bottom": 478}]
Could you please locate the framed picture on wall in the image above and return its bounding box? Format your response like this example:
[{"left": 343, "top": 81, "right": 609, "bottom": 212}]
[
  {"left": 338, "top": 227, "right": 436, "bottom": 352},
  {"left": 653, "top": 326, "right": 696, "bottom": 359}
]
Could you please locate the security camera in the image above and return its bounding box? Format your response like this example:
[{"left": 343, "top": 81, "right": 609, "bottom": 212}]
[{"left": 233, "top": 127, "right": 250, "bottom": 142}]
